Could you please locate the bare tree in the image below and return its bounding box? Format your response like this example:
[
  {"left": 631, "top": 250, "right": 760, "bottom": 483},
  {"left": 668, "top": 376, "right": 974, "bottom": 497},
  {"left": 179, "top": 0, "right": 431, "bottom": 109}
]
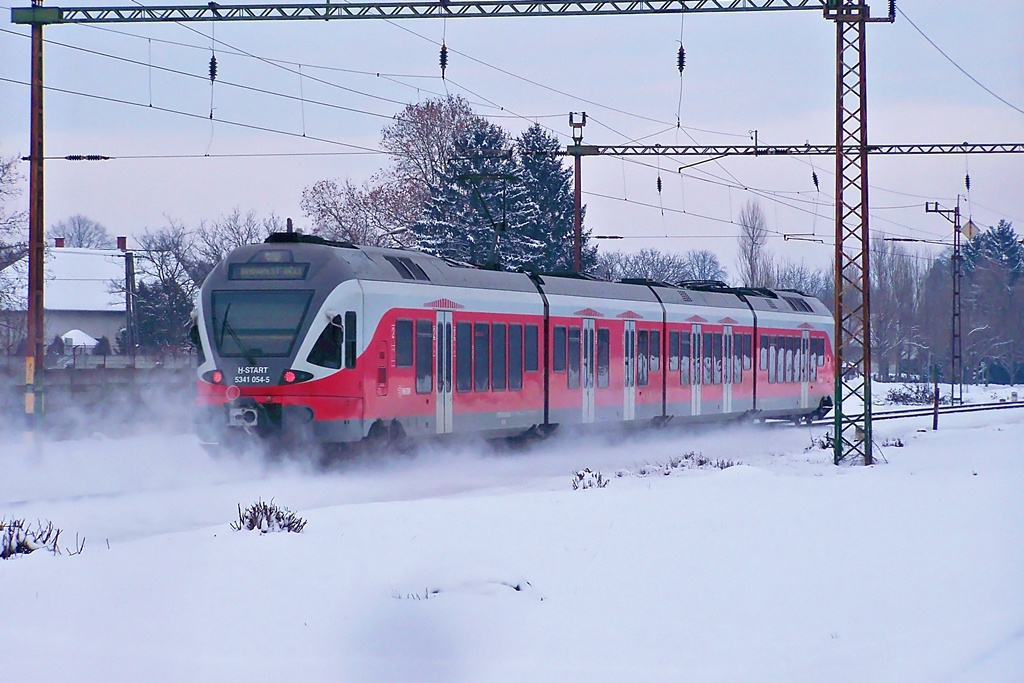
[
  {"left": 0, "top": 152, "right": 27, "bottom": 272},
  {"left": 192, "top": 208, "right": 282, "bottom": 282},
  {"left": 683, "top": 249, "right": 727, "bottom": 281},
  {"left": 736, "top": 200, "right": 772, "bottom": 287},
  {"left": 773, "top": 258, "right": 832, "bottom": 301},
  {"left": 594, "top": 248, "right": 692, "bottom": 283},
  {"left": 301, "top": 174, "right": 422, "bottom": 248},
  {"left": 381, "top": 95, "right": 480, "bottom": 191},
  {"left": 870, "top": 238, "right": 925, "bottom": 380},
  {"left": 50, "top": 214, "right": 115, "bottom": 249}
]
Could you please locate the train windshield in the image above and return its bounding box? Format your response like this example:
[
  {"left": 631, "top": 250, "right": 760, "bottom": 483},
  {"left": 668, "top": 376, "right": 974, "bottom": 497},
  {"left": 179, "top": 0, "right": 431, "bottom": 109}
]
[{"left": 211, "top": 290, "right": 313, "bottom": 358}]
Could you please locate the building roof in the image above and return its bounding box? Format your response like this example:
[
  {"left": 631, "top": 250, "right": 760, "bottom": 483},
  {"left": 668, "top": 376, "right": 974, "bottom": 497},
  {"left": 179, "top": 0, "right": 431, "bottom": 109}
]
[{"left": 1, "top": 247, "right": 126, "bottom": 313}]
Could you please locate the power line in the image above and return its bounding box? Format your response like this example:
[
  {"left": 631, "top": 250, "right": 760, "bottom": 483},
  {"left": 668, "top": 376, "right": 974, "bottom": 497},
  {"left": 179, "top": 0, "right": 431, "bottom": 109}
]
[
  {"left": 0, "top": 74, "right": 387, "bottom": 154},
  {"left": 898, "top": 6, "right": 1024, "bottom": 117}
]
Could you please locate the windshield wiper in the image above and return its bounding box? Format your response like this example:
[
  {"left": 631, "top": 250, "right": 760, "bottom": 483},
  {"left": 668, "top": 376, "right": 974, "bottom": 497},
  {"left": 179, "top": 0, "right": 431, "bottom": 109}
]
[{"left": 218, "top": 304, "right": 258, "bottom": 366}]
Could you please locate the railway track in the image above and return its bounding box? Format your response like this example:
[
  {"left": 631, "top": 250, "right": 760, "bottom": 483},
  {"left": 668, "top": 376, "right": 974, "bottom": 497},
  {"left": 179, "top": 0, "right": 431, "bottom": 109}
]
[{"left": 808, "top": 400, "right": 1024, "bottom": 426}]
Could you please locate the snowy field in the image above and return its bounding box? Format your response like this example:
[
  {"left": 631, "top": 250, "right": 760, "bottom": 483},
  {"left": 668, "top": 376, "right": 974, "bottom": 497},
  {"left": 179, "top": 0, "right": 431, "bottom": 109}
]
[{"left": 2, "top": 387, "right": 1023, "bottom": 682}]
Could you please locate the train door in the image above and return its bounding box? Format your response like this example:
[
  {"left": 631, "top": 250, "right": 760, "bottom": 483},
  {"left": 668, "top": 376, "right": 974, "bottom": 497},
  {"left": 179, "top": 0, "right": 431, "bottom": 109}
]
[
  {"left": 582, "top": 318, "right": 596, "bottom": 423},
  {"left": 723, "top": 326, "right": 733, "bottom": 413},
  {"left": 800, "top": 330, "right": 810, "bottom": 409},
  {"left": 435, "top": 311, "right": 453, "bottom": 434},
  {"left": 691, "top": 324, "right": 701, "bottom": 416},
  {"left": 624, "top": 321, "right": 636, "bottom": 420}
]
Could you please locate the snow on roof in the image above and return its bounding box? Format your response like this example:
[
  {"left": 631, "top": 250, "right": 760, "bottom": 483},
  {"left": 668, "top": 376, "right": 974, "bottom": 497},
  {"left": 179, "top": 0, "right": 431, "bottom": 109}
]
[
  {"left": 2, "top": 247, "right": 126, "bottom": 313},
  {"left": 61, "top": 328, "right": 98, "bottom": 347}
]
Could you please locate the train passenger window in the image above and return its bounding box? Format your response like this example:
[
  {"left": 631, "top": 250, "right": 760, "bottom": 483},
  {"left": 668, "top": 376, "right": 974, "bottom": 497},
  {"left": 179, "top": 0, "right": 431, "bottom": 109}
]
[
  {"left": 692, "top": 331, "right": 701, "bottom": 386},
  {"left": 668, "top": 330, "right": 680, "bottom": 372},
  {"left": 774, "top": 336, "right": 784, "bottom": 383},
  {"left": 637, "top": 330, "right": 649, "bottom": 387},
  {"left": 767, "top": 337, "right": 777, "bottom": 384},
  {"left": 567, "top": 326, "right": 581, "bottom": 389},
  {"left": 456, "top": 322, "right": 472, "bottom": 392},
  {"left": 597, "top": 328, "right": 610, "bottom": 388},
  {"left": 307, "top": 315, "right": 343, "bottom": 369},
  {"left": 492, "top": 323, "right": 507, "bottom": 391},
  {"left": 809, "top": 338, "right": 818, "bottom": 382},
  {"left": 713, "top": 333, "right": 723, "bottom": 385},
  {"left": 474, "top": 323, "right": 490, "bottom": 392},
  {"left": 702, "top": 332, "right": 713, "bottom": 385},
  {"left": 553, "top": 326, "right": 567, "bottom": 373},
  {"left": 782, "top": 336, "right": 790, "bottom": 383},
  {"left": 732, "top": 334, "right": 742, "bottom": 384},
  {"left": 415, "top": 320, "right": 433, "bottom": 394},
  {"left": 650, "top": 330, "right": 661, "bottom": 373},
  {"left": 344, "top": 311, "right": 357, "bottom": 369},
  {"left": 760, "top": 335, "right": 769, "bottom": 372},
  {"left": 723, "top": 334, "right": 732, "bottom": 384},
  {"left": 509, "top": 324, "right": 523, "bottom": 391},
  {"left": 395, "top": 319, "right": 414, "bottom": 368},
  {"left": 680, "top": 332, "right": 690, "bottom": 385},
  {"left": 743, "top": 334, "right": 752, "bottom": 371},
  {"left": 525, "top": 324, "right": 539, "bottom": 372}
]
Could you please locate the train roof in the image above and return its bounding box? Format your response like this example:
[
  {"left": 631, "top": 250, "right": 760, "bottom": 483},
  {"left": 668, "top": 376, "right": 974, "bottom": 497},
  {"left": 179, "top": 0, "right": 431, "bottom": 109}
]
[{"left": 212, "top": 232, "right": 830, "bottom": 316}]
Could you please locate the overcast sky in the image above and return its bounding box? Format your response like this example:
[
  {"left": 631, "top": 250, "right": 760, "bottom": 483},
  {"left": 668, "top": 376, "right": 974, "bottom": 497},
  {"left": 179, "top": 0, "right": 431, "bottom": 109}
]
[{"left": 1, "top": 0, "right": 1022, "bottom": 274}]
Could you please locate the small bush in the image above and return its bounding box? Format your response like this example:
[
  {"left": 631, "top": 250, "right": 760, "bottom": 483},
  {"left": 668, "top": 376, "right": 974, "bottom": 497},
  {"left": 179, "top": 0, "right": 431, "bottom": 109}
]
[
  {"left": 231, "top": 499, "right": 307, "bottom": 534},
  {"left": 881, "top": 437, "right": 905, "bottom": 447},
  {"left": 572, "top": 468, "right": 609, "bottom": 490},
  {"left": 885, "top": 384, "right": 946, "bottom": 406},
  {"left": 616, "top": 451, "right": 737, "bottom": 477},
  {"left": 2, "top": 519, "right": 62, "bottom": 559},
  {"left": 806, "top": 432, "right": 834, "bottom": 452}
]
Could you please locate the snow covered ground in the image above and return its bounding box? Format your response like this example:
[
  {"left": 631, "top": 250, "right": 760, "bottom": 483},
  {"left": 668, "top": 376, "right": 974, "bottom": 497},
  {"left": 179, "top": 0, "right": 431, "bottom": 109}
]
[{"left": 1, "top": 389, "right": 1023, "bottom": 682}]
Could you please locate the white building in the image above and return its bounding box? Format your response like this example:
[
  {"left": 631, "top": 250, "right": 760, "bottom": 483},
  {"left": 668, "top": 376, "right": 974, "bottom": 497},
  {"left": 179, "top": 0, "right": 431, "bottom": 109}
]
[{"left": 0, "top": 242, "right": 128, "bottom": 354}]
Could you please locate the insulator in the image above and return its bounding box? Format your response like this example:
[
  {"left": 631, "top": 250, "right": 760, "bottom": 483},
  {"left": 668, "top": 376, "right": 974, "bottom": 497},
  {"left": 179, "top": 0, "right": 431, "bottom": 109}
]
[
  {"left": 439, "top": 43, "right": 448, "bottom": 79},
  {"left": 656, "top": 176, "right": 663, "bottom": 194},
  {"left": 677, "top": 45, "right": 686, "bottom": 74},
  {"left": 209, "top": 54, "right": 218, "bottom": 83},
  {"left": 965, "top": 173, "right": 971, "bottom": 191},
  {"left": 812, "top": 171, "right": 820, "bottom": 191}
]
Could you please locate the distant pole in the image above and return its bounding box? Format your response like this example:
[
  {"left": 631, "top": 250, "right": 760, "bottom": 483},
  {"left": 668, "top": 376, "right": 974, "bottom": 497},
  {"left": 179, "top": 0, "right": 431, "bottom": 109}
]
[
  {"left": 951, "top": 196, "right": 963, "bottom": 405},
  {"left": 25, "top": 0, "right": 46, "bottom": 428},
  {"left": 569, "top": 112, "right": 586, "bottom": 273}
]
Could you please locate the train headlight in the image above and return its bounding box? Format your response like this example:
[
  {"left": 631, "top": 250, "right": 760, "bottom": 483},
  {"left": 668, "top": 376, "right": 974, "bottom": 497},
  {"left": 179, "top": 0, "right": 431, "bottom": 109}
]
[
  {"left": 281, "top": 369, "right": 313, "bottom": 384},
  {"left": 203, "top": 370, "right": 224, "bottom": 384}
]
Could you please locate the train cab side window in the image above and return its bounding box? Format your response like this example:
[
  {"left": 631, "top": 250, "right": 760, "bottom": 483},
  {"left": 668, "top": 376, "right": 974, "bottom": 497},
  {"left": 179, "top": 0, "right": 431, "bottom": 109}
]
[
  {"left": 637, "top": 330, "right": 649, "bottom": 387},
  {"left": 307, "top": 315, "right": 343, "bottom": 369},
  {"left": 415, "top": 320, "right": 433, "bottom": 394},
  {"left": 525, "top": 324, "right": 539, "bottom": 372},
  {"left": 456, "top": 322, "right": 472, "bottom": 392},
  {"left": 567, "top": 326, "right": 581, "bottom": 389},
  {"left": 650, "top": 330, "right": 661, "bottom": 373},
  {"left": 492, "top": 323, "right": 507, "bottom": 391},
  {"left": 597, "top": 328, "right": 610, "bottom": 388},
  {"left": 553, "top": 326, "right": 567, "bottom": 373},
  {"left": 474, "top": 323, "right": 490, "bottom": 392},
  {"left": 742, "top": 334, "right": 752, "bottom": 371},
  {"left": 668, "top": 330, "right": 680, "bottom": 372},
  {"left": 395, "top": 319, "right": 414, "bottom": 368},
  {"left": 344, "top": 311, "right": 357, "bottom": 369},
  {"left": 760, "top": 334, "right": 769, "bottom": 372},
  {"left": 509, "top": 324, "right": 523, "bottom": 391},
  {"left": 189, "top": 323, "right": 206, "bottom": 365}
]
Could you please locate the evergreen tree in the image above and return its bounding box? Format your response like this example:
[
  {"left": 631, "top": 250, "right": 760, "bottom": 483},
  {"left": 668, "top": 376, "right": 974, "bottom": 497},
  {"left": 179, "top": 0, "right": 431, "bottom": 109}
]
[
  {"left": 135, "top": 279, "right": 193, "bottom": 351},
  {"left": 413, "top": 117, "right": 542, "bottom": 268},
  {"left": 515, "top": 124, "right": 596, "bottom": 272},
  {"left": 964, "top": 220, "right": 1023, "bottom": 283}
]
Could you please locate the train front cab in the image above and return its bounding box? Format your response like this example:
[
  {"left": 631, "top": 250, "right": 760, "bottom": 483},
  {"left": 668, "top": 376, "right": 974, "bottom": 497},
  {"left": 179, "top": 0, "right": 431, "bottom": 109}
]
[{"left": 194, "top": 242, "right": 368, "bottom": 446}]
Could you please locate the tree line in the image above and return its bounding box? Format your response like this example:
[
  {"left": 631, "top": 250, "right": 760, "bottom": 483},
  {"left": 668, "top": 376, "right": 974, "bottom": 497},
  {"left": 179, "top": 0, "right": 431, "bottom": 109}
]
[{"left": 2, "top": 97, "right": 1022, "bottom": 382}]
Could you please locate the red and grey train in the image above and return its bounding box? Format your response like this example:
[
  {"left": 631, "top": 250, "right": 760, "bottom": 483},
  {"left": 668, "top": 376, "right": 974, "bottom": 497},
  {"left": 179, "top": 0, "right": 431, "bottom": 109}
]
[{"left": 193, "top": 231, "right": 835, "bottom": 447}]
